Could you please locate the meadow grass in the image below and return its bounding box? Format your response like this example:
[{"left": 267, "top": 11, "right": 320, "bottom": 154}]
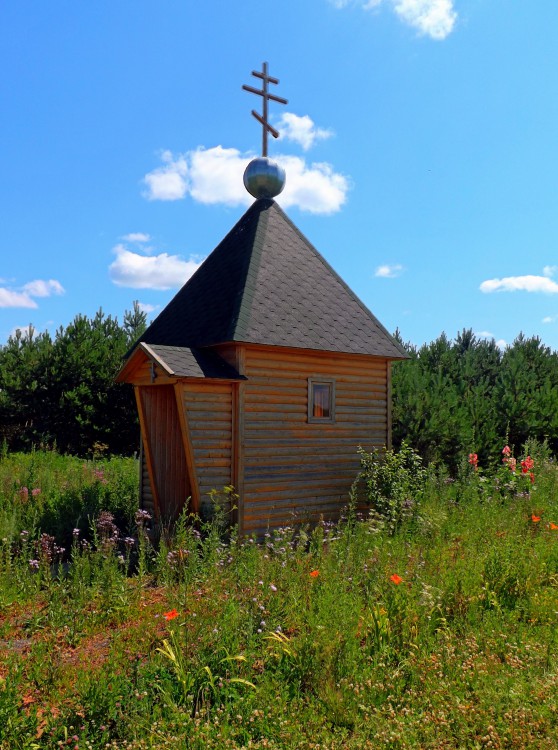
[{"left": 1, "top": 448, "right": 558, "bottom": 748}]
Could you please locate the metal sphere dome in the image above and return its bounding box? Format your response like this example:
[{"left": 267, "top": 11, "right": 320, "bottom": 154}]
[{"left": 243, "top": 157, "right": 286, "bottom": 199}]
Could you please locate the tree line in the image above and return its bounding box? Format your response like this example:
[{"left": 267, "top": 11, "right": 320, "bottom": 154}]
[
  {"left": 2, "top": 308, "right": 558, "bottom": 468},
  {"left": 391, "top": 329, "right": 558, "bottom": 470},
  {"left": 0, "top": 304, "right": 146, "bottom": 456}
]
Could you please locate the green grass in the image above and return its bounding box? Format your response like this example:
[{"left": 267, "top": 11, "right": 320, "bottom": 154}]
[{"left": 1, "top": 448, "right": 558, "bottom": 748}]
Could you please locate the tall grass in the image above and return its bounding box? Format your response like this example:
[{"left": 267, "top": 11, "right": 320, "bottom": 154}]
[{"left": 1, "top": 447, "right": 558, "bottom": 748}]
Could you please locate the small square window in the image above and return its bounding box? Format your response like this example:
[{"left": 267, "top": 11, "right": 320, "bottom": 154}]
[{"left": 308, "top": 378, "right": 335, "bottom": 423}]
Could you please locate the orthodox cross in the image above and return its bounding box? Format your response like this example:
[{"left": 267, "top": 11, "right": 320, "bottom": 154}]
[{"left": 242, "top": 62, "right": 288, "bottom": 157}]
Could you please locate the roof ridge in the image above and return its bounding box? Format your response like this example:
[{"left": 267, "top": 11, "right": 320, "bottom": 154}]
[
  {"left": 268, "top": 202, "right": 408, "bottom": 358},
  {"left": 229, "top": 200, "right": 271, "bottom": 340}
]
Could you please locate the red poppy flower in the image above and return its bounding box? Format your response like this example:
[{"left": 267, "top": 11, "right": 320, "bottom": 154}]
[
  {"left": 309, "top": 570, "right": 319, "bottom": 578},
  {"left": 163, "top": 609, "right": 179, "bottom": 621},
  {"left": 550, "top": 523, "right": 558, "bottom": 530},
  {"left": 531, "top": 515, "right": 541, "bottom": 523},
  {"left": 390, "top": 574, "right": 403, "bottom": 585}
]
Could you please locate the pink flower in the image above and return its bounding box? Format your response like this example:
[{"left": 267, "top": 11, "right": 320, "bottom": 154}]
[
  {"left": 31, "top": 488, "right": 41, "bottom": 497},
  {"left": 502, "top": 445, "right": 511, "bottom": 456}
]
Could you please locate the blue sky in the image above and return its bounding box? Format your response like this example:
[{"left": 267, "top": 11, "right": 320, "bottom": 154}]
[{"left": 2, "top": 0, "right": 558, "bottom": 352}]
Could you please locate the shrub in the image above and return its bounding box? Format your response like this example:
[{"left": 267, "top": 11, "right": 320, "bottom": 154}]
[{"left": 356, "top": 442, "right": 427, "bottom": 532}]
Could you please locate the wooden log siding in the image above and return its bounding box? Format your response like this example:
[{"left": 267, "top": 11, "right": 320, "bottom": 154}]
[
  {"left": 137, "top": 385, "right": 191, "bottom": 523},
  {"left": 140, "top": 442, "right": 155, "bottom": 517},
  {"left": 180, "top": 382, "right": 234, "bottom": 520},
  {"left": 241, "top": 348, "right": 389, "bottom": 534}
]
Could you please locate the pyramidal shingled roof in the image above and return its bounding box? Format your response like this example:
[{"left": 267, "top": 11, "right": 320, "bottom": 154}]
[{"left": 137, "top": 198, "right": 407, "bottom": 359}]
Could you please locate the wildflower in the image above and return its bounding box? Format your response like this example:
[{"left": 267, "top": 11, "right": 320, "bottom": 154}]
[
  {"left": 96, "top": 510, "right": 118, "bottom": 541},
  {"left": 135, "top": 509, "right": 152, "bottom": 525},
  {"left": 72, "top": 528, "right": 80, "bottom": 538},
  {"left": 550, "top": 523, "right": 558, "bottom": 530},
  {"left": 468, "top": 453, "right": 478, "bottom": 469},
  {"left": 19, "top": 487, "right": 29, "bottom": 500},
  {"left": 31, "top": 488, "right": 41, "bottom": 497},
  {"left": 390, "top": 574, "right": 403, "bottom": 585},
  {"left": 507, "top": 457, "right": 517, "bottom": 473},
  {"left": 269, "top": 584, "right": 277, "bottom": 592},
  {"left": 530, "top": 472, "right": 535, "bottom": 484},
  {"left": 502, "top": 445, "right": 511, "bottom": 456},
  {"left": 531, "top": 514, "right": 541, "bottom": 523},
  {"left": 521, "top": 456, "right": 534, "bottom": 474},
  {"left": 29, "top": 559, "right": 39, "bottom": 570},
  {"left": 163, "top": 609, "right": 179, "bottom": 621},
  {"left": 309, "top": 570, "right": 319, "bottom": 578}
]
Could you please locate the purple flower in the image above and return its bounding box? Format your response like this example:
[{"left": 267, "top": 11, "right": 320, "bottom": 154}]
[
  {"left": 29, "top": 559, "right": 39, "bottom": 570},
  {"left": 135, "top": 509, "right": 152, "bottom": 525}
]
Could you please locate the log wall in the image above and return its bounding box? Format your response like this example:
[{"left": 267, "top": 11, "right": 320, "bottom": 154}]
[
  {"left": 180, "top": 382, "right": 234, "bottom": 520},
  {"left": 241, "top": 347, "right": 389, "bottom": 535},
  {"left": 140, "top": 442, "right": 155, "bottom": 517}
]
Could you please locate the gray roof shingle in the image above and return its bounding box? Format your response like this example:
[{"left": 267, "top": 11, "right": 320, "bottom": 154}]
[
  {"left": 137, "top": 199, "right": 407, "bottom": 359},
  {"left": 142, "top": 344, "right": 244, "bottom": 379}
]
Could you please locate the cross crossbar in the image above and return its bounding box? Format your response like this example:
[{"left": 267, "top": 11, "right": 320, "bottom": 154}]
[{"left": 242, "top": 62, "right": 288, "bottom": 157}]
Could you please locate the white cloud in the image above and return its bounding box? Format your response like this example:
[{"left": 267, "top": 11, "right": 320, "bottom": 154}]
[
  {"left": 543, "top": 265, "right": 557, "bottom": 278},
  {"left": 0, "top": 289, "right": 38, "bottom": 309},
  {"left": 0, "top": 278, "right": 65, "bottom": 308},
  {"left": 391, "top": 0, "right": 456, "bottom": 39},
  {"left": 142, "top": 150, "right": 188, "bottom": 201},
  {"left": 22, "top": 279, "right": 64, "bottom": 298},
  {"left": 277, "top": 156, "right": 349, "bottom": 214},
  {"left": 143, "top": 147, "right": 349, "bottom": 215},
  {"left": 480, "top": 275, "right": 558, "bottom": 294},
  {"left": 122, "top": 232, "right": 151, "bottom": 243},
  {"left": 277, "top": 113, "right": 333, "bottom": 151},
  {"left": 109, "top": 243, "right": 204, "bottom": 290},
  {"left": 137, "top": 302, "right": 159, "bottom": 314},
  {"left": 188, "top": 146, "right": 251, "bottom": 206},
  {"left": 330, "top": 0, "right": 457, "bottom": 40},
  {"left": 542, "top": 315, "right": 558, "bottom": 324},
  {"left": 375, "top": 263, "right": 404, "bottom": 278}
]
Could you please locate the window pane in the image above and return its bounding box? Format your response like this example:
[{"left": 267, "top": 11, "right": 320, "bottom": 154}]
[{"left": 313, "top": 383, "right": 331, "bottom": 418}]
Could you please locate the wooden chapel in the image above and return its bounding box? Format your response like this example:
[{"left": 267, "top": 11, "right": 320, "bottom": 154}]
[{"left": 116, "top": 64, "right": 407, "bottom": 536}]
